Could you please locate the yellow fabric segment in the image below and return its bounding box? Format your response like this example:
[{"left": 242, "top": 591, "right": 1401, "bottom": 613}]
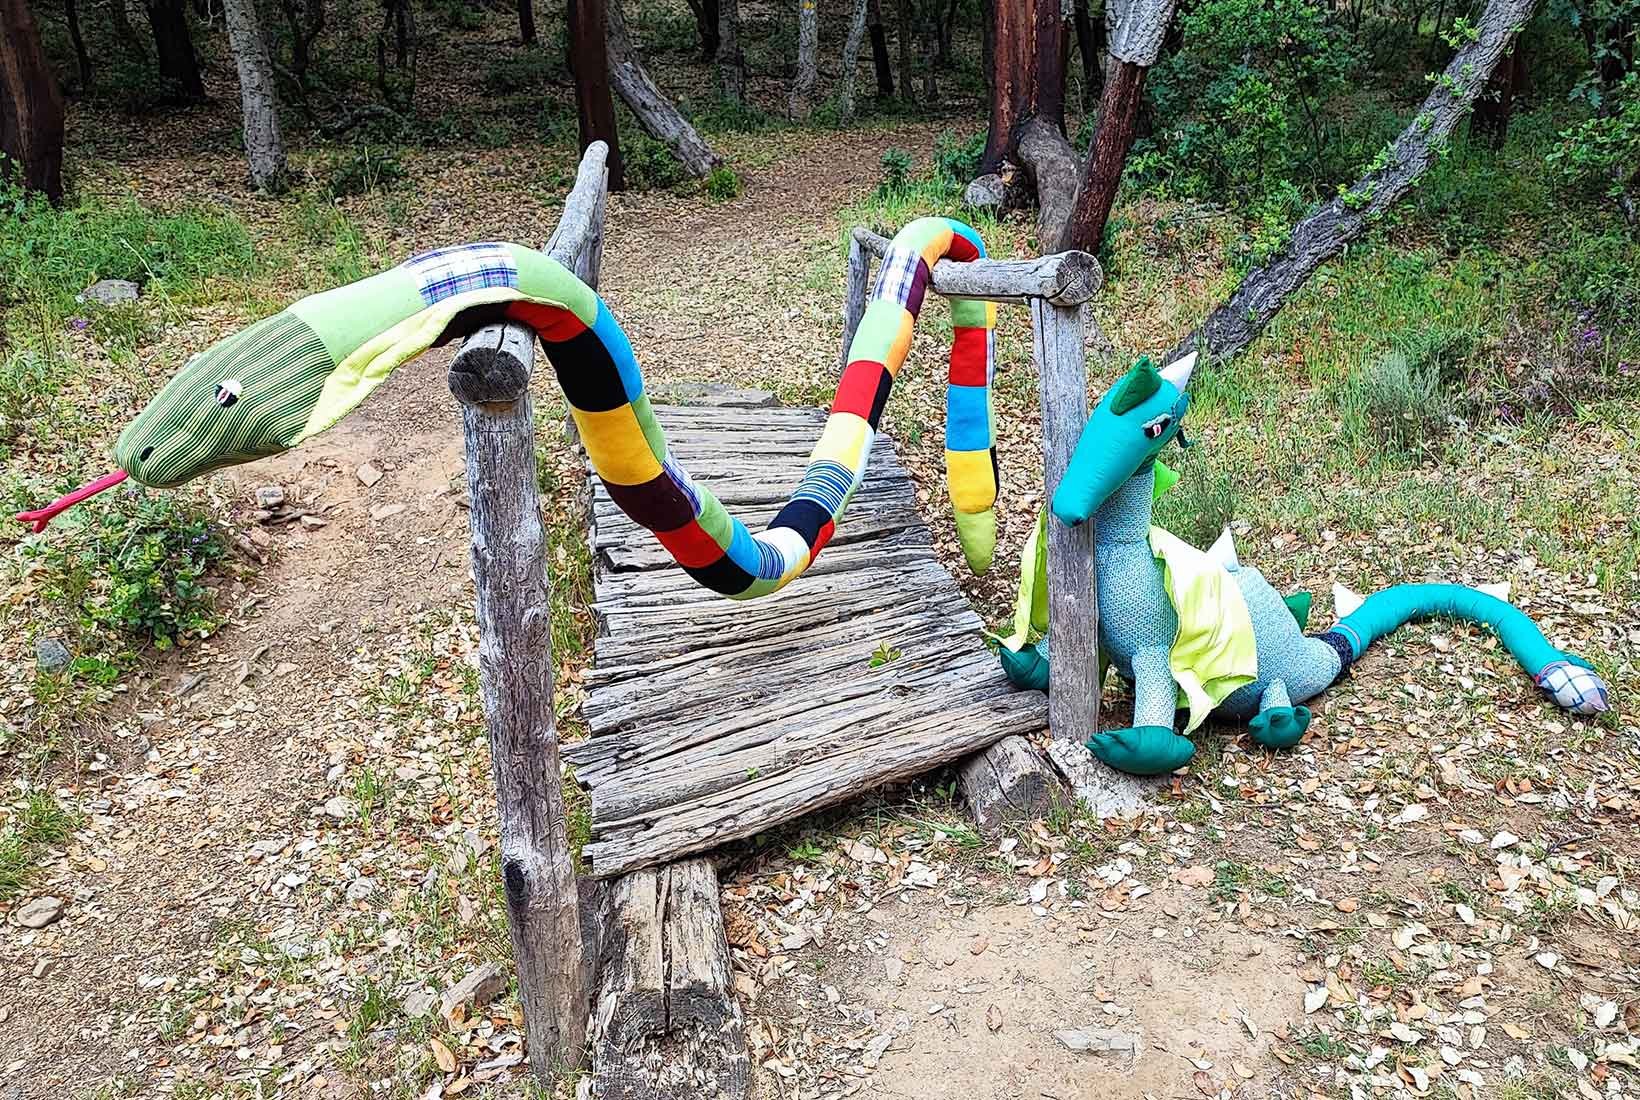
[
  {"left": 809, "top": 412, "right": 870, "bottom": 468},
  {"left": 1149, "top": 526, "right": 1259, "bottom": 733},
  {"left": 945, "top": 448, "right": 996, "bottom": 513},
  {"left": 574, "top": 403, "right": 665, "bottom": 486},
  {"left": 299, "top": 286, "right": 547, "bottom": 443}
]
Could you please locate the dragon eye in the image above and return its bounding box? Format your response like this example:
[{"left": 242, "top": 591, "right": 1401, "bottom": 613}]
[
  {"left": 1143, "top": 415, "right": 1171, "bottom": 440},
  {"left": 215, "top": 380, "right": 242, "bottom": 408}
]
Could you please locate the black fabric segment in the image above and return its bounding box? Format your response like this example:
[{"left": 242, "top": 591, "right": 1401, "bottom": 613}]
[
  {"left": 685, "top": 555, "right": 757, "bottom": 596},
  {"left": 1312, "top": 630, "right": 1355, "bottom": 675},
  {"left": 541, "top": 327, "right": 628, "bottom": 412},
  {"left": 866, "top": 368, "right": 895, "bottom": 429},
  {"left": 989, "top": 446, "right": 999, "bottom": 487},
  {"left": 606, "top": 473, "right": 697, "bottom": 532},
  {"left": 770, "top": 499, "right": 831, "bottom": 547}
]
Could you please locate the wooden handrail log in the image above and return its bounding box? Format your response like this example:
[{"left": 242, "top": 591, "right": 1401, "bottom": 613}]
[
  {"left": 850, "top": 226, "right": 1103, "bottom": 306},
  {"left": 450, "top": 141, "right": 610, "bottom": 408}
]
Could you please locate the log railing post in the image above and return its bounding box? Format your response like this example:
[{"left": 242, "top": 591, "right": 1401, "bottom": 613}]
[
  {"left": 840, "top": 232, "right": 868, "bottom": 372},
  {"left": 1031, "top": 299, "right": 1098, "bottom": 742},
  {"left": 449, "top": 140, "right": 609, "bottom": 1080}
]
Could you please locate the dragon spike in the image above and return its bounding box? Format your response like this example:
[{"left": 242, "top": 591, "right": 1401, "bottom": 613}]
[
  {"left": 14, "top": 469, "right": 129, "bottom": 533},
  {"left": 1158, "top": 351, "right": 1197, "bottom": 392}
]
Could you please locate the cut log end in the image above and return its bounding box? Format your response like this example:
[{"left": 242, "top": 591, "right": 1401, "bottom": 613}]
[
  {"left": 449, "top": 322, "right": 536, "bottom": 407},
  {"left": 958, "top": 734, "right": 1059, "bottom": 833}
]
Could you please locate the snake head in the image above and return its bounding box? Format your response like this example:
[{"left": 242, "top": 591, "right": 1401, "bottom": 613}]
[
  {"left": 114, "top": 311, "right": 333, "bottom": 488},
  {"left": 1051, "top": 353, "right": 1194, "bottom": 527}
]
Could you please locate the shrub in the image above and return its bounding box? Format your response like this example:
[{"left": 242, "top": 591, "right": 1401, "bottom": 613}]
[
  {"left": 1339, "top": 349, "right": 1450, "bottom": 455},
  {"left": 0, "top": 345, "right": 54, "bottom": 446},
  {"left": 620, "top": 131, "right": 688, "bottom": 190},
  {"left": 706, "top": 166, "right": 742, "bottom": 202},
  {"left": 931, "top": 130, "right": 985, "bottom": 190},
  {"left": 483, "top": 49, "right": 559, "bottom": 95},
  {"left": 877, "top": 147, "right": 914, "bottom": 196},
  {"left": 1153, "top": 463, "right": 1239, "bottom": 549},
  {"left": 323, "top": 147, "right": 408, "bottom": 198}
]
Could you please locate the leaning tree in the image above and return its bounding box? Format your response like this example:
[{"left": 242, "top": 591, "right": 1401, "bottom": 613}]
[{"left": 0, "top": 0, "right": 65, "bottom": 201}]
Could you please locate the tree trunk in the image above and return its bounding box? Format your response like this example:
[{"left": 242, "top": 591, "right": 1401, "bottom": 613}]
[
  {"left": 1470, "top": 41, "right": 1521, "bottom": 147},
  {"left": 896, "top": 0, "right": 914, "bottom": 102},
  {"left": 789, "top": 0, "right": 818, "bottom": 119},
  {"left": 517, "top": 0, "right": 536, "bottom": 44},
  {"left": 0, "top": 0, "right": 65, "bottom": 200},
  {"left": 981, "top": 0, "right": 1066, "bottom": 172},
  {"left": 569, "top": 0, "right": 624, "bottom": 190},
  {"left": 279, "top": 0, "right": 323, "bottom": 85},
  {"left": 108, "top": 0, "right": 147, "bottom": 57},
  {"left": 937, "top": 0, "right": 958, "bottom": 63},
  {"left": 867, "top": 0, "right": 893, "bottom": 96},
  {"left": 1072, "top": 0, "right": 1103, "bottom": 103},
  {"left": 64, "top": 0, "right": 93, "bottom": 88},
  {"left": 607, "top": 0, "right": 719, "bottom": 176},
  {"left": 839, "top": 0, "right": 869, "bottom": 120},
  {"left": 144, "top": 0, "right": 206, "bottom": 102},
  {"left": 919, "top": 0, "right": 937, "bottom": 102},
  {"left": 1019, "top": 116, "right": 1080, "bottom": 249},
  {"left": 1056, "top": 0, "right": 1177, "bottom": 252},
  {"left": 1167, "top": 0, "right": 1544, "bottom": 365},
  {"left": 683, "top": 0, "right": 720, "bottom": 59},
  {"left": 222, "top": 0, "right": 286, "bottom": 190},
  {"left": 717, "top": 0, "right": 744, "bottom": 102}
]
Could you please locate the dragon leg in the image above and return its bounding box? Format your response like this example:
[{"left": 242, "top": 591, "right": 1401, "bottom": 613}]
[
  {"left": 1246, "top": 678, "right": 1312, "bottom": 750},
  {"left": 1087, "top": 645, "right": 1196, "bottom": 775}
]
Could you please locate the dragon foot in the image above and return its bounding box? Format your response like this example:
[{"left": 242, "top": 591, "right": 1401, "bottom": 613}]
[
  {"left": 1248, "top": 705, "right": 1311, "bottom": 750},
  {"left": 998, "top": 641, "right": 1050, "bottom": 692},
  {"left": 1087, "top": 725, "right": 1196, "bottom": 775}
]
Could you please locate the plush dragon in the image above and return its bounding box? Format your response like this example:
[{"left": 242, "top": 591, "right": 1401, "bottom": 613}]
[
  {"left": 16, "top": 218, "right": 1005, "bottom": 592},
  {"left": 997, "top": 354, "right": 1612, "bottom": 776}
]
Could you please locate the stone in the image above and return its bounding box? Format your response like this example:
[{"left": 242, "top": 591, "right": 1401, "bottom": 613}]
[
  {"left": 369, "top": 502, "right": 407, "bottom": 521},
  {"left": 356, "top": 462, "right": 383, "bottom": 487},
  {"left": 440, "top": 961, "right": 507, "bottom": 1020},
  {"left": 403, "top": 988, "right": 438, "bottom": 1018},
  {"left": 255, "top": 485, "right": 286, "bottom": 509},
  {"left": 1055, "top": 1027, "right": 1142, "bottom": 1058},
  {"left": 34, "top": 637, "right": 71, "bottom": 674},
  {"left": 345, "top": 877, "right": 377, "bottom": 901},
  {"left": 322, "top": 796, "right": 358, "bottom": 820},
  {"left": 77, "top": 279, "right": 140, "bottom": 306},
  {"left": 299, "top": 515, "right": 328, "bottom": 529},
  {"left": 964, "top": 173, "right": 1009, "bottom": 209},
  {"left": 16, "top": 896, "right": 65, "bottom": 928}
]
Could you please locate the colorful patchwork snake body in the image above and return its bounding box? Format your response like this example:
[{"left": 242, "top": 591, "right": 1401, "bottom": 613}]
[{"left": 19, "top": 218, "right": 1001, "bottom": 595}]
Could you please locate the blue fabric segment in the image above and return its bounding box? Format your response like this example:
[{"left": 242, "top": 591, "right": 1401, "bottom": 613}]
[
  {"left": 792, "top": 460, "right": 853, "bottom": 516},
  {"left": 945, "top": 383, "right": 991, "bottom": 450},
  {"left": 754, "top": 538, "right": 785, "bottom": 580},
  {"left": 1338, "top": 583, "right": 1563, "bottom": 673},
  {"left": 725, "top": 519, "right": 763, "bottom": 578},
  {"left": 592, "top": 299, "right": 644, "bottom": 402}
]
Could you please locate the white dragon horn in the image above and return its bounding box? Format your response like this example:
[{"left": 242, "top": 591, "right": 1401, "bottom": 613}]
[
  {"left": 1206, "top": 527, "right": 1239, "bottom": 570},
  {"left": 1332, "top": 581, "right": 1365, "bottom": 618},
  {"left": 1159, "top": 352, "right": 1197, "bottom": 391},
  {"left": 1477, "top": 581, "right": 1512, "bottom": 602}
]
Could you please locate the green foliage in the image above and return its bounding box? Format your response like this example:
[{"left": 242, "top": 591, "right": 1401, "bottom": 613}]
[
  {"left": 1338, "top": 343, "right": 1457, "bottom": 456},
  {"left": 0, "top": 791, "right": 79, "bottom": 901},
  {"left": 1548, "top": 221, "right": 1640, "bottom": 317},
  {"left": 13, "top": 492, "right": 229, "bottom": 649},
  {"left": 323, "top": 146, "right": 409, "bottom": 198},
  {"left": 484, "top": 49, "right": 561, "bottom": 95},
  {"left": 1549, "top": 71, "right": 1640, "bottom": 202},
  {"left": 931, "top": 129, "right": 985, "bottom": 190},
  {"left": 1153, "top": 462, "right": 1238, "bottom": 549},
  {"left": 620, "top": 130, "right": 689, "bottom": 190},
  {"left": 706, "top": 166, "right": 743, "bottom": 201},
  {"left": 877, "top": 147, "right": 914, "bottom": 196},
  {"left": 0, "top": 346, "right": 54, "bottom": 447}
]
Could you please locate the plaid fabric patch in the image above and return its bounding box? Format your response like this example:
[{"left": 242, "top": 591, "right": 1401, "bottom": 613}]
[
  {"left": 872, "top": 245, "right": 923, "bottom": 310},
  {"left": 403, "top": 242, "right": 519, "bottom": 305},
  {"left": 662, "top": 454, "right": 702, "bottom": 513},
  {"left": 1535, "top": 659, "right": 1611, "bottom": 714}
]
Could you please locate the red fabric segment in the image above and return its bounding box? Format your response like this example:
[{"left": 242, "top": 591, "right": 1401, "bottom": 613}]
[
  {"left": 945, "top": 234, "right": 981, "bottom": 262},
  {"left": 811, "top": 519, "right": 837, "bottom": 559},
  {"left": 507, "top": 301, "right": 587, "bottom": 342},
  {"left": 655, "top": 519, "right": 725, "bottom": 568},
  {"left": 833, "top": 360, "right": 890, "bottom": 419},
  {"left": 949, "top": 326, "right": 988, "bottom": 386}
]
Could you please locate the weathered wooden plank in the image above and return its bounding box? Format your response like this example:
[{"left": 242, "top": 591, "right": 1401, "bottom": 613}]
[{"left": 852, "top": 226, "right": 1104, "bottom": 306}]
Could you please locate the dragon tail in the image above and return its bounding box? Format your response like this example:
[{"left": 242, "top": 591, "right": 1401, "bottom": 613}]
[{"left": 1317, "top": 583, "right": 1610, "bottom": 715}]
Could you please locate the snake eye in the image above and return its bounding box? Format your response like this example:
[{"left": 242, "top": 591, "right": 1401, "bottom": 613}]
[
  {"left": 1143, "top": 414, "right": 1171, "bottom": 440},
  {"left": 216, "top": 380, "right": 242, "bottom": 408}
]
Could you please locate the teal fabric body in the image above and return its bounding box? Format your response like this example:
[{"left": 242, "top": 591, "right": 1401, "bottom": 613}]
[{"left": 1334, "top": 583, "right": 1575, "bottom": 676}]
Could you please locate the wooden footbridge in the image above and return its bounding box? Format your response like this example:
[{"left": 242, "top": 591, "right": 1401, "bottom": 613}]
[{"left": 447, "top": 143, "right": 1151, "bottom": 1099}]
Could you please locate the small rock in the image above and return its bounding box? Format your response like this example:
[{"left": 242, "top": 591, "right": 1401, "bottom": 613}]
[
  {"left": 255, "top": 485, "right": 286, "bottom": 509},
  {"left": 369, "top": 502, "right": 408, "bottom": 521},
  {"left": 440, "top": 962, "right": 507, "bottom": 1020},
  {"left": 963, "top": 173, "right": 1008, "bottom": 209},
  {"left": 356, "top": 462, "right": 383, "bottom": 487},
  {"left": 299, "top": 515, "right": 328, "bottom": 529},
  {"left": 323, "top": 796, "right": 358, "bottom": 820},
  {"left": 34, "top": 637, "right": 71, "bottom": 674},
  {"left": 77, "top": 279, "right": 140, "bottom": 306},
  {"left": 1055, "top": 1028, "right": 1142, "bottom": 1058},
  {"left": 16, "top": 896, "right": 65, "bottom": 929},
  {"left": 346, "top": 877, "right": 377, "bottom": 901}
]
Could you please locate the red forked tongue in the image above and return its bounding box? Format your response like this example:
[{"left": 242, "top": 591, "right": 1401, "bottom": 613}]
[{"left": 14, "top": 469, "right": 130, "bottom": 533}]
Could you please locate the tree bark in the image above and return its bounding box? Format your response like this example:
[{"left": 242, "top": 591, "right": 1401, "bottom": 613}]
[
  {"left": 1470, "top": 41, "right": 1522, "bottom": 147},
  {"left": 981, "top": 0, "right": 1066, "bottom": 171},
  {"left": 607, "top": 0, "right": 719, "bottom": 176},
  {"left": 717, "top": 0, "right": 744, "bottom": 102},
  {"left": 221, "top": 0, "right": 287, "bottom": 191},
  {"left": 683, "top": 0, "right": 720, "bottom": 58},
  {"left": 789, "top": 0, "right": 818, "bottom": 119},
  {"left": 64, "top": 0, "right": 93, "bottom": 88},
  {"left": 1072, "top": 0, "right": 1103, "bottom": 103},
  {"left": 569, "top": 0, "right": 624, "bottom": 190},
  {"left": 1167, "top": 0, "right": 1544, "bottom": 365},
  {"left": 1056, "top": 0, "right": 1177, "bottom": 252},
  {"left": 0, "top": 0, "right": 65, "bottom": 200},
  {"left": 277, "top": 0, "right": 323, "bottom": 86},
  {"left": 896, "top": 0, "right": 914, "bottom": 102},
  {"left": 919, "top": 0, "right": 937, "bottom": 101},
  {"left": 144, "top": 0, "right": 206, "bottom": 102},
  {"left": 1018, "top": 116, "right": 1081, "bottom": 250},
  {"left": 517, "top": 0, "right": 536, "bottom": 44},
  {"left": 839, "top": 0, "right": 869, "bottom": 120},
  {"left": 867, "top": 0, "right": 893, "bottom": 96}
]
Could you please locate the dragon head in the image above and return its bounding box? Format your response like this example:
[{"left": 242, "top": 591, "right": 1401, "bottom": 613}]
[{"left": 1050, "top": 352, "right": 1195, "bottom": 527}]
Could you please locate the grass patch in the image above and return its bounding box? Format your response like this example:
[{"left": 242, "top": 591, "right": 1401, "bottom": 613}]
[{"left": 0, "top": 790, "right": 80, "bottom": 901}]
